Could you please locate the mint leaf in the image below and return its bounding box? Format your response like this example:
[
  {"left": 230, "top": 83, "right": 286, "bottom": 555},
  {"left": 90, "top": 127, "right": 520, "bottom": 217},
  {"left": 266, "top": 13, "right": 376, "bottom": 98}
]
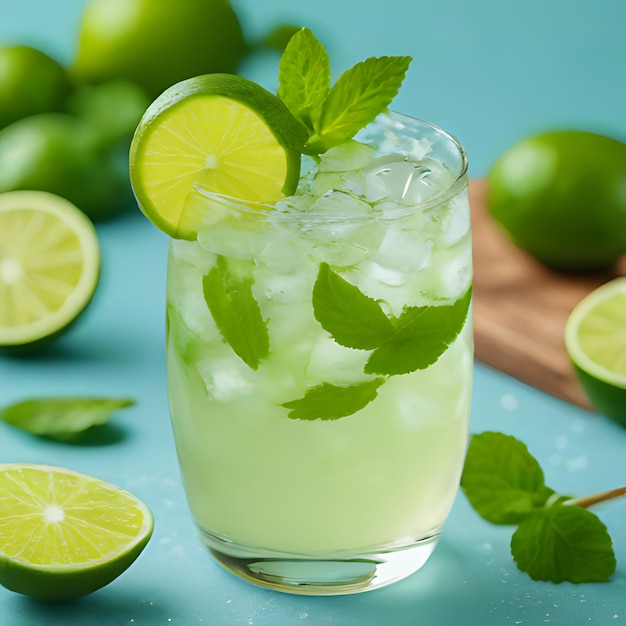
[
  {"left": 460, "top": 431, "right": 556, "bottom": 524},
  {"left": 0, "top": 397, "right": 135, "bottom": 441},
  {"left": 365, "top": 286, "right": 471, "bottom": 376},
  {"left": 203, "top": 256, "right": 269, "bottom": 370},
  {"left": 511, "top": 505, "right": 616, "bottom": 583},
  {"left": 277, "top": 27, "right": 330, "bottom": 133},
  {"left": 307, "top": 55, "right": 412, "bottom": 154},
  {"left": 313, "top": 262, "right": 395, "bottom": 349},
  {"left": 281, "top": 378, "right": 385, "bottom": 420}
]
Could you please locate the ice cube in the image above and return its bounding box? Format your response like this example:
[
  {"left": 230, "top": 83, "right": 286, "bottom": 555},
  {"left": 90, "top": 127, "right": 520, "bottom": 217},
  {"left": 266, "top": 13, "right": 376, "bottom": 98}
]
[
  {"left": 255, "top": 269, "right": 313, "bottom": 304},
  {"left": 318, "top": 140, "right": 376, "bottom": 173},
  {"left": 305, "top": 336, "right": 371, "bottom": 385},
  {"left": 170, "top": 240, "right": 216, "bottom": 272},
  {"left": 374, "top": 223, "right": 433, "bottom": 273},
  {"left": 197, "top": 356, "right": 255, "bottom": 403},
  {"left": 197, "top": 217, "right": 270, "bottom": 260},
  {"left": 436, "top": 194, "right": 471, "bottom": 248}
]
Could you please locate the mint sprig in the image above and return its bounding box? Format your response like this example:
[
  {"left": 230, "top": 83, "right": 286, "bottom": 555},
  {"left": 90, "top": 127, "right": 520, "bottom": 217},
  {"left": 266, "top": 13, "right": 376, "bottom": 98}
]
[
  {"left": 0, "top": 397, "right": 135, "bottom": 441},
  {"left": 278, "top": 28, "right": 412, "bottom": 155},
  {"left": 202, "top": 256, "right": 269, "bottom": 370},
  {"left": 461, "top": 431, "right": 625, "bottom": 583},
  {"left": 277, "top": 27, "right": 330, "bottom": 133}
]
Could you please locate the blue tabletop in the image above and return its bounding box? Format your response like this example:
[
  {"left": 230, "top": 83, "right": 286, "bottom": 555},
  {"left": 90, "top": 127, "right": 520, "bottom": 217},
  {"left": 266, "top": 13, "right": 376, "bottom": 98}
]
[{"left": 1, "top": 1, "right": 625, "bottom": 624}]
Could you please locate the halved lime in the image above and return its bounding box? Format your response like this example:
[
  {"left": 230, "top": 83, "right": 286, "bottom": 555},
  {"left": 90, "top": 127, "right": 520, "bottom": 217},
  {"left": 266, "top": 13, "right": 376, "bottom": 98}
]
[
  {"left": 129, "top": 73, "right": 307, "bottom": 240},
  {"left": 565, "top": 277, "right": 626, "bottom": 425},
  {"left": 0, "top": 463, "right": 154, "bottom": 601},
  {"left": 0, "top": 190, "right": 100, "bottom": 353}
]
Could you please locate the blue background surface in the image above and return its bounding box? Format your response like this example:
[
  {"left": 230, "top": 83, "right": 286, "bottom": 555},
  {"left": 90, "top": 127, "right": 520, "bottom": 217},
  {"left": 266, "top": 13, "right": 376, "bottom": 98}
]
[{"left": 1, "top": 1, "right": 625, "bottom": 624}]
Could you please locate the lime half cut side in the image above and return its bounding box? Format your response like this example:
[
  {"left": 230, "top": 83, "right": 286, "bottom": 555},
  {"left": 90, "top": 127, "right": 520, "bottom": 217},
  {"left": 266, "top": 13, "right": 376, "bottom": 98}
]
[
  {"left": 565, "top": 277, "right": 626, "bottom": 425},
  {"left": 129, "top": 73, "right": 306, "bottom": 240},
  {"left": 0, "top": 463, "right": 154, "bottom": 601},
  {"left": 0, "top": 190, "right": 100, "bottom": 353}
]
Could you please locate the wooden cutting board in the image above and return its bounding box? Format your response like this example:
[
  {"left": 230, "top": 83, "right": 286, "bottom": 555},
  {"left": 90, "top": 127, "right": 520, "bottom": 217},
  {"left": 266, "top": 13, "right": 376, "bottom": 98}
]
[{"left": 469, "top": 179, "right": 625, "bottom": 410}]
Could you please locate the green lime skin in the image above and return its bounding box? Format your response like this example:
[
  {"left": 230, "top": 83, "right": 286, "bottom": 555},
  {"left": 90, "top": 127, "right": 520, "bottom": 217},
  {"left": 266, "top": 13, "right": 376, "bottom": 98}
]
[
  {"left": 71, "top": 0, "right": 249, "bottom": 99},
  {"left": 487, "top": 130, "right": 626, "bottom": 271},
  {"left": 0, "top": 113, "right": 131, "bottom": 221},
  {"left": 0, "top": 532, "right": 151, "bottom": 601},
  {"left": 574, "top": 364, "right": 626, "bottom": 427},
  {"left": 0, "top": 45, "right": 70, "bottom": 131}
]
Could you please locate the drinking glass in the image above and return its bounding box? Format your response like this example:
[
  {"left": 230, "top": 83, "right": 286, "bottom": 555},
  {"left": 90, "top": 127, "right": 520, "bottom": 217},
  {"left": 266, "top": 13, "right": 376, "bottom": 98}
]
[{"left": 165, "top": 111, "right": 472, "bottom": 595}]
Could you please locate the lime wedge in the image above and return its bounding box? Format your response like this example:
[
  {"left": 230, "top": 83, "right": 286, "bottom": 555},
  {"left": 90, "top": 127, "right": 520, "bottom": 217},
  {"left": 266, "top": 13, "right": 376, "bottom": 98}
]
[
  {"left": 565, "top": 277, "right": 626, "bottom": 426},
  {"left": 0, "top": 190, "right": 100, "bottom": 353},
  {"left": 129, "top": 73, "right": 306, "bottom": 240},
  {"left": 0, "top": 463, "right": 154, "bottom": 601}
]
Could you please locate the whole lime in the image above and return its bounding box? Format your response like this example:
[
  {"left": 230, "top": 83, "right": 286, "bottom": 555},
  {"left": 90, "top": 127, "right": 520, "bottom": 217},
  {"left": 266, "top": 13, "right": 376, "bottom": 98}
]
[
  {"left": 487, "top": 130, "right": 626, "bottom": 271},
  {"left": 67, "top": 79, "right": 151, "bottom": 152},
  {"left": 0, "top": 113, "right": 130, "bottom": 221},
  {"left": 70, "top": 0, "right": 249, "bottom": 99},
  {"left": 0, "top": 45, "right": 70, "bottom": 130}
]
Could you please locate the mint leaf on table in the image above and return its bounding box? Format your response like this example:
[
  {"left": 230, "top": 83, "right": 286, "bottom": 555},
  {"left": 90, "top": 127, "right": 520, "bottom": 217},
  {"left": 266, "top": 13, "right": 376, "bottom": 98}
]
[
  {"left": 0, "top": 397, "right": 135, "bottom": 441},
  {"left": 312, "top": 262, "right": 395, "bottom": 349},
  {"left": 364, "top": 286, "right": 472, "bottom": 376},
  {"left": 281, "top": 378, "right": 385, "bottom": 420},
  {"left": 277, "top": 27, "right": 330, "bottom": 134},
  {"left": 512, "top": 505, "right": 616, "bottom": 584},
  {"left": 460, "top": 430, "right": 556, "bottom": 524},
  {"left": 203, "top": 256, "right": 269, "bottom": 370},
  {"left": 461, "top": 431, "right": 623, "bottom": 584},
  {"left": 306, "top": 55, "right": 412, "bottom": 154}
]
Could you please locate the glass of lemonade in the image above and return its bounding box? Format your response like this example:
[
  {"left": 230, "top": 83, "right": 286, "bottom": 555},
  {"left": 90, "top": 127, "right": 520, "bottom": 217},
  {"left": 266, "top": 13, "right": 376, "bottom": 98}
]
[{"left": 164, "top": 111, "right": 472, "bottom": 594}]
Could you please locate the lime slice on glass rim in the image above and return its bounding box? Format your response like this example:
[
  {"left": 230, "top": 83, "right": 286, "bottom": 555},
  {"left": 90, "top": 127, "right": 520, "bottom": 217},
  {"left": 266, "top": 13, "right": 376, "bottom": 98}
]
[
  {"left": 129, "top": 73, "right": 307, "bottom": 240},
  {"left": 0, "top": 463, "right": 154, "bottom": 601},
  {"left": 0, "top": 190, "right": 100, "bottom": 354},
  {"left": 565, "top": 276, "right": 626, "bottom": 426}
]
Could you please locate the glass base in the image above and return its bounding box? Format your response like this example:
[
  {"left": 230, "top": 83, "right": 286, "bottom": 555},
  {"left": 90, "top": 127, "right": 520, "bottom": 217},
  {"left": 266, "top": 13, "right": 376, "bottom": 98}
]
[{"left": 199, "top": 527, "right": 441, "bottom": 596}]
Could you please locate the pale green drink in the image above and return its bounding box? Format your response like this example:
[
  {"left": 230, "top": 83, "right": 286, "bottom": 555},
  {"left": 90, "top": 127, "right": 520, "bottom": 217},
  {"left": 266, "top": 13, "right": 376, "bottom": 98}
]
[{"left": 165, "top": 112, "right": 473, "bottom": 593}]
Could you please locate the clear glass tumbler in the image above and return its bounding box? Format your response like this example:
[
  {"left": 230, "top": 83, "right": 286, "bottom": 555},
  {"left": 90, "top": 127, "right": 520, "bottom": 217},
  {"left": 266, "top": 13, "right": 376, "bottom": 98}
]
[{"left": 165, "top": 111, "right": 472, "bottom": 595}]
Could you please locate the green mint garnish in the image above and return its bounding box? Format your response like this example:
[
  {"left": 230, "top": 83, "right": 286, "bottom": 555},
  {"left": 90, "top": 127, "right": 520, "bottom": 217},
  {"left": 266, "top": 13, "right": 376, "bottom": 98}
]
[
  {"left": 312, "top": 262, "right": 395, "bottom": 349},
  {"left": 278, "top": 28, "right": 411, "bottom": 155},
  {"left": 461, "top": 431, "right": 624, "bottom": 584},
  {"left": 202, "top": 256, "right": 269, "bottom": 370},
  {"left": 281, "top": 378, "right": 385, "bottom": 420},
  {"left": 313, "top": 263, "right": 471, "bottom": 376},
  {"left": 277, "top": 27, "right": 330, "bottom": 134},
  {"left": 364, "top": 286, "right": 472, "bottom": 376},
  {"left": 511, "top": 504, "right": 616, "bottom": 584},
  {"left": 0, "top": 397, "right": 135, "bottom": 441}
]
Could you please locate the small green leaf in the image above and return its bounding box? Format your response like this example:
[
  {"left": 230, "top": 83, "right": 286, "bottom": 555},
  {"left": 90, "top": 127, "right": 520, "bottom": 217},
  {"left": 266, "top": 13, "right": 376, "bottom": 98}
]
[
  {"left": 365, "top": 286, "right": 471, "bottom": 376},
  {"left": 277, "top": 27, "right": 330, "bottom": 133},
  {"left": 460, "top": 431, "right": 556, "bottom": 524},
  {"left": 0, "top": 397, "right": 135, "bottom": 441},
  {"left": 203, "top": 256, "right": 269, "bottom": 370},
  {"left": 511, "top": 505, "right": 616, "bottom": 583},
  {"left": 313, "top": 262, "right": 395, "bottom": 349},
  {"left": 307, "top": 55, "right": 412, "bottom": 154},
  {"left": 282, "top": 378, "right": 385, "bottom": 420}
]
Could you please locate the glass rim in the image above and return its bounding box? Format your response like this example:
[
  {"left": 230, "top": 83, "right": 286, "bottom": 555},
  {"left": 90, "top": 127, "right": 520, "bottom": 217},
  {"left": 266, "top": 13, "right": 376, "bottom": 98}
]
[{"left": 193, "top": 110, "right": 469, "bottom": 225}]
